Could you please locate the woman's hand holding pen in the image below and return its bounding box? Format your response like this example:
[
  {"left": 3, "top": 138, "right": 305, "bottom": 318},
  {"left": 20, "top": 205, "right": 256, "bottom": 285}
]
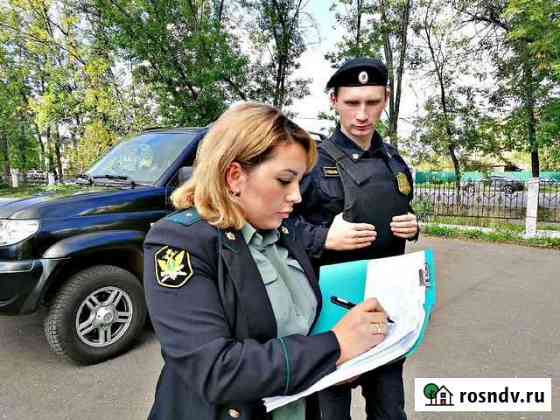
[{"left": 331, "top": 297, "right": 388, "bottom": 365}]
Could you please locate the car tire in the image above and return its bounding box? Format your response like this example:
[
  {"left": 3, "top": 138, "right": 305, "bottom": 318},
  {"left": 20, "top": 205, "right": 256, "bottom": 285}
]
[
  {"left": 503, "top": 185, "right": 513, "bottom": 194},
  {"left": 44, "top": 265, "right": 147, "bottom": 365}
]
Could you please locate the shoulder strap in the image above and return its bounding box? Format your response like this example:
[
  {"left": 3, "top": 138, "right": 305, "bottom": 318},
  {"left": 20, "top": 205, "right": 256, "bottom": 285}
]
[
  {"left": 380, "top": 143, "right": 401, "bottom": 177},
  {"left": 321, "top": 140, "right": 369, "bottom": 186},
  {"left": 165, "top": 208, "right": 202, "bottom": 227}
]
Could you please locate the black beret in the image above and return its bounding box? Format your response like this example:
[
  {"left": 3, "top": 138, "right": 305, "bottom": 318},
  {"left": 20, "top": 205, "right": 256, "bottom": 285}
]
[{"left": 326, "top": 58, "right": 388, "bottom": 89}]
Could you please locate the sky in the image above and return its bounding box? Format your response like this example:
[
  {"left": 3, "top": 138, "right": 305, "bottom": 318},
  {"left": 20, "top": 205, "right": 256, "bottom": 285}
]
[{"left": 289, "top": 0, "right": 427, "bottom": 138}]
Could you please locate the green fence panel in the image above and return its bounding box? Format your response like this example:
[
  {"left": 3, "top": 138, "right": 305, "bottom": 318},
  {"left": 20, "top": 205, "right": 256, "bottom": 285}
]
[{"left": 415, "top": 171, "right": 560, "bottom": 184}]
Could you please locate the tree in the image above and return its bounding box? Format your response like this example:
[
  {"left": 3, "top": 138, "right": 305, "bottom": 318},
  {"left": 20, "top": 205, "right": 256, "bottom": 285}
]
[
  {"left": 0, "top": 0, "right": 162, "bottom": 179},
  {"left": 455, "top": 0, "right": 560, "bottom": 177},
  {"left": 96, "top": 0, "right": 251, "bottom": 125},
  {"left": 0, "top": 6, "right": 41, "bottom": 179},
  {"left": 410, "top": 0, "right": 484, "bottom": 182},
  {"left": 242, "top": 0, "right": 311, "bottom": 110}
]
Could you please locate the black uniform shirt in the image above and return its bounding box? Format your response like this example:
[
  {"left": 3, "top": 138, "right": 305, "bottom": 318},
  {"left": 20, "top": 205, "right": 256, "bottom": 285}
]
[{"left": 292, "top": 128, "right": 415, "bottom": 261}]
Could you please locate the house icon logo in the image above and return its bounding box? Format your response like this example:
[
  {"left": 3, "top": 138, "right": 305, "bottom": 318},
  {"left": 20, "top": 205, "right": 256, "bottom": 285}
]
[{"left": 423, "top": 383, "right": 455, "bottom": 406}]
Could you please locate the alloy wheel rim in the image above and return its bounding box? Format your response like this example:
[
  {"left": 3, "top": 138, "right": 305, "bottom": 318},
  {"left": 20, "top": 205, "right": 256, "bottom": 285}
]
[{"left": 75, "top": 286, "right": 134, "bottom": 348}]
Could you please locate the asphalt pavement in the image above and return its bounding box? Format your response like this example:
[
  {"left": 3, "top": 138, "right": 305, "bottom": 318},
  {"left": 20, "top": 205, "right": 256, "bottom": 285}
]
[{"left": 0, "top": 237, "right": 558, "bottom": 420}]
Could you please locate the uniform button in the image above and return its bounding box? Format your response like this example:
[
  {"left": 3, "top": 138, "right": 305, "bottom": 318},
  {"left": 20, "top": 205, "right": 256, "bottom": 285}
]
[{"left": 228, "top": 409, "right": 241, "bottom": 418}]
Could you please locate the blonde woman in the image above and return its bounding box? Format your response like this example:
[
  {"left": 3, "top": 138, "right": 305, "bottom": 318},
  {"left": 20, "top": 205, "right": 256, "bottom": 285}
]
[{"left": 144, "top": 102, "right": 388, "bottom": 420}]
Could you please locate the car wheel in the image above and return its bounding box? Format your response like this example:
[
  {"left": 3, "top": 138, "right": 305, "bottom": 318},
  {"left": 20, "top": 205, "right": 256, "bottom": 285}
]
[
  {"left": 503, "top": 185, "right": 513, "bottom": 194},
  {"left": 44, "top": 265, "right": 147, "bottom": 365}
]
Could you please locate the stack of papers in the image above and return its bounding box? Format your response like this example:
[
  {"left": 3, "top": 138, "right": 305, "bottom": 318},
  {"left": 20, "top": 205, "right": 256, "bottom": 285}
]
[{"left": 263, "top": 250, "right": 435, "bottom": 412}]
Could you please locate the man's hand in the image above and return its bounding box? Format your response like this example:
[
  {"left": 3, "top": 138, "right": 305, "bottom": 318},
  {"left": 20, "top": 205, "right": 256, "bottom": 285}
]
[
  {"left": 325, "top": 213, "right": 376, "bottom": 251},
  {"left": 390, "top": 213, "right": 418, "bottom": 239}
]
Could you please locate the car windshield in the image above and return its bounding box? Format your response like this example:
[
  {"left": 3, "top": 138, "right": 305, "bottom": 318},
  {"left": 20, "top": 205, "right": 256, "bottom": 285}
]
[{"left": 87, "top": 131, "right": 197, "bottom": 184}]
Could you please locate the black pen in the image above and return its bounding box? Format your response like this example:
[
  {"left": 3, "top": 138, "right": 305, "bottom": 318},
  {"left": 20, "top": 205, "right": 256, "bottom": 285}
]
[{"left": 330, "top": 296, "right": 395, "bottom": 323}]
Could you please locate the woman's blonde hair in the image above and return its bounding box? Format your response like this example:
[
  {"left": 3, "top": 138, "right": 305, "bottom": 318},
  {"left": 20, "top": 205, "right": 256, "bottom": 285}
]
[{"left": 171, "top": 102, "right": 318, "bottom": 229}]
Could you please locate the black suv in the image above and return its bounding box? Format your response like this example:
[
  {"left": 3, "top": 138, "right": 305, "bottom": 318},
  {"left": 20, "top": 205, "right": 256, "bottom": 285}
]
[{"left": 0, "top": 128, "right": 206, "bottom": 364}]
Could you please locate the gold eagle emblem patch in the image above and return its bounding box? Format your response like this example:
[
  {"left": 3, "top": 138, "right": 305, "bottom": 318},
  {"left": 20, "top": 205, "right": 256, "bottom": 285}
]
[{"left": 154, "top": 246, "right": 193, "bottom": 288}]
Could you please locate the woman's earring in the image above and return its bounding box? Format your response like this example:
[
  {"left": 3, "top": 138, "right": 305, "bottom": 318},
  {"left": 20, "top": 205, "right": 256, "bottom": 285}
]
[{"left": 230, "top": 189, "right": 240, "bottom": 197}]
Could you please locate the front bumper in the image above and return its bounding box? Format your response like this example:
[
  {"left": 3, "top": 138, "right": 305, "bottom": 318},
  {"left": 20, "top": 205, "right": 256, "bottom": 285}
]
[{"left": 0, "top": 259, "right": 62, "bottom": 315}]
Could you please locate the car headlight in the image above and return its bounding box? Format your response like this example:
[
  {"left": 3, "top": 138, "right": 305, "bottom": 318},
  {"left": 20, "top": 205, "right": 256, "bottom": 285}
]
[{"left": 0, "top": 219, "right": 40, "bottom": 246}]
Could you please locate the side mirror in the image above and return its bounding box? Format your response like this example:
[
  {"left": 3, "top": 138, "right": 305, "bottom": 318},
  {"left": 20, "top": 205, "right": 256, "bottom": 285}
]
[{"left": 177, "top": 166, "right": 193, "bottom": 185}]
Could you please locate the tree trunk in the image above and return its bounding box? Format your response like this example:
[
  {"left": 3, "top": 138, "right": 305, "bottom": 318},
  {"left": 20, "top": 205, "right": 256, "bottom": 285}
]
[
  {"left": 356, "top": 0, "right": 362, "bottom": 47},
  {"left": 521, "top": 47, "right": 539, "bottom": 177},
  {"left": 424, "top": 19, "right": 461, "bottom": 183},
  {"left": 0, "top": 132, "right": 11, "bottom": 181},
  {"left": 54, "top": 125, "right": 64, "bottom": 182},
  {"left": 45, "top": 125, "right": 56, "bottom": 181},
  {"left": 380, "top": 0, "right": 411, "bottom": 147},
  {"left": 34, "top": 123, "right": 46, "bottom": 171},
  {"left": 217, "top": 0, "right": 225, "bottom": 24},
  {"left": 393, "top": 0, "right": 411, "bottom": 146},
  {"left": 380, "top": 0, "right": 395, "bottom": 144}
]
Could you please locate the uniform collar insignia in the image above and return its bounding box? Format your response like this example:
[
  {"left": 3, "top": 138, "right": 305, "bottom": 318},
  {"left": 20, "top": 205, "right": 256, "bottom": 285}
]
[{"left": 322, "top": 166, "right": 339, "bottom": 177}]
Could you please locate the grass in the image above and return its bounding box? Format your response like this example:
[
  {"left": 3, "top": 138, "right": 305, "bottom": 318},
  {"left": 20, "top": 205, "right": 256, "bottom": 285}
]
[
  {"left": 423, "top": 224, "right": 560, "bottom": 250},
  {"left": 421, "top": 215, "right": 525, "bottom": 231},
  {"left": 0, "top": 184, "right": 82, "bottom": 198},
  {"left": 418, "top": 215, "right": 560, "bottom": 232}
]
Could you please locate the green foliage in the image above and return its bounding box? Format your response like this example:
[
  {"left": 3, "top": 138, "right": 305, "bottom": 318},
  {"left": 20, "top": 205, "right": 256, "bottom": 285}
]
[
  {"left": 0, "top": 0, "right": 159, "bottom": 180},
  {"left": 67, "top": 121, "right": 117, "bottom": 175},
  {"left": 411, "top": 198, "right": 434, "bottom": 220},
  {"left": 505, "top": 0, "right": 560, "bottom": 81},
  {"left": 0, "top": 22, "right": 40, "bottom": 176},
  {"left": 325, "top": 0, "right": 412, "bottom": 143},
  {"left": 452, "top": 0, "right": 560, "bottom": 176},
  {"left": 96, "top": 0, "right": 250, "bottom": 125},
  {"left": 242, "top": 0, "right": 311, "bottom": 109},
  {"left": 325, "top": 0, "right": 384, "bottom": 64}
]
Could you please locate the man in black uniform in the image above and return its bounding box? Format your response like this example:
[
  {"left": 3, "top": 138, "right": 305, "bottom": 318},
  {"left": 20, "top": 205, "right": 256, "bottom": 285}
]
[{"left": 293, "top": 58, "right": 419, "bottom": 419}]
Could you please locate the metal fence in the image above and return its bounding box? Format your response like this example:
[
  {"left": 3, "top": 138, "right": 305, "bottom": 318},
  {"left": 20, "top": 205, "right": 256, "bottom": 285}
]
[
  {"left": 413, "top": 180, "right": 560, "bottom": 224},
  {"left": 538, "top": 181, "right": 560, "bottom": 223}
]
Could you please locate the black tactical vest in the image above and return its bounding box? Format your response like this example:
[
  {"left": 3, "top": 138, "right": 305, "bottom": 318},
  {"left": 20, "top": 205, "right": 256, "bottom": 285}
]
[{"left": 320, "top": 139, "right": 412, "bottom": 264}]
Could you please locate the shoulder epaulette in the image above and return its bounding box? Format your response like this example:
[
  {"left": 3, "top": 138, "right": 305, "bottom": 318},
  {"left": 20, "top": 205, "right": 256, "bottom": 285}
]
[{"left": 165, "top": 208, "right": 201, "bottom": 227}]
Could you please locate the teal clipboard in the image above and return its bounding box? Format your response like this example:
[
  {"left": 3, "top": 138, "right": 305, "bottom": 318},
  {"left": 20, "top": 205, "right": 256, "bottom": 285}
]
[
  {"left": 406, "top": 248, "right": 437, "bottom": 356},
  {"left": 310, "top": 259, "right": 369, "bottom": 335},
  {"left": 310, "top": 250, "right": 437, "bottom": 358}
]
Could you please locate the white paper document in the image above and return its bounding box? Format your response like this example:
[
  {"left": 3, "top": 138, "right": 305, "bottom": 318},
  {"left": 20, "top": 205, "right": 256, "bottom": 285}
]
[{"left": 263, "top": 251, "right": 430, "bottom": 412}]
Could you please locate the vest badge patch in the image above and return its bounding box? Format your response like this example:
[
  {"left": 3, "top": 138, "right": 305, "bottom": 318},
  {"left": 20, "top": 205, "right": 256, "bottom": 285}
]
[
  {"left": 396, "top": 172, "right": 412, "bottom": 196},
  {"left": 322, "top": 166, "right": 339, "bottom": 177},
  {"left": 154, "top": 246, "right": 193, "bottom": 288}
]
